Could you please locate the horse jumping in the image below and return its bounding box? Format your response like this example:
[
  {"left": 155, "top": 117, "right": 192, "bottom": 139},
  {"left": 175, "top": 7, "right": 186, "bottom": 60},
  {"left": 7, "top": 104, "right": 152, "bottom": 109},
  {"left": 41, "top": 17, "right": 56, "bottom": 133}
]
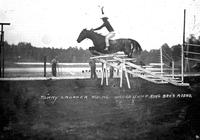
[{"left": 77, "top": 29, "right": 142, "bottom": 57}]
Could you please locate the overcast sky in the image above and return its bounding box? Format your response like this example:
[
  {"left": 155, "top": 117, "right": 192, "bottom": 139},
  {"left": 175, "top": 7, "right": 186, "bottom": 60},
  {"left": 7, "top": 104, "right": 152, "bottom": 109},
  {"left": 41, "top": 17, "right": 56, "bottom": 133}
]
[{"left": 0, "top": 0, "right": 200, "bottom": 50}]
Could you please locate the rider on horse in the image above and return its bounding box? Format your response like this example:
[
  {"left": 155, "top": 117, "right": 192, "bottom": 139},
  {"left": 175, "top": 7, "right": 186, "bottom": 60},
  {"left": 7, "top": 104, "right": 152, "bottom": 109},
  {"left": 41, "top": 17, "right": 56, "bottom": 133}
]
[{"left": 92, "top": 7, "right": 115, "bottom": 51}]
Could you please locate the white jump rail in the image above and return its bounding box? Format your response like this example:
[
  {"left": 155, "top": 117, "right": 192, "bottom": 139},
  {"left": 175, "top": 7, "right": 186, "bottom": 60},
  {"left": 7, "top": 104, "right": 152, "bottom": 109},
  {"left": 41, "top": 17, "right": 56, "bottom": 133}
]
[
  {"left": 90, "top": 54, "right": 133, "bottom": 88},
  {"left": 113, "top": 57, "right": 189, "bottom": 86},
  {"left": 90, "top": 54, "right": 189, "bottom": 88}
]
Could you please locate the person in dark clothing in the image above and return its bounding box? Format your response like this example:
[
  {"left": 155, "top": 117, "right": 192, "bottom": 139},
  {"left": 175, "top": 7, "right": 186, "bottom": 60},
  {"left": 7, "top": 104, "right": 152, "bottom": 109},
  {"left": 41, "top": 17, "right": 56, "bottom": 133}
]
[
  {"left": 110, "top": 65, "right": 114, "bottom": 78},
  {"left": 92, "top": 7, "right": 115, "bottom": 51},
  {"left": 89, "top": 59, "right": 97, "bottom": 79},
  {"left": 51, "top": 57, "right": 58, "bottom": 77}
]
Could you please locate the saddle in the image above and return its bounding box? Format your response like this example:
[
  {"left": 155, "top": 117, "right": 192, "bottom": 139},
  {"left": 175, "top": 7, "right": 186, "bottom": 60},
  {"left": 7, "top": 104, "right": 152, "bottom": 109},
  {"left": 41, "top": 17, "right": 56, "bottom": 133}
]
[{"left": 109, "top": 40, "right": 117, "bottom": 45}]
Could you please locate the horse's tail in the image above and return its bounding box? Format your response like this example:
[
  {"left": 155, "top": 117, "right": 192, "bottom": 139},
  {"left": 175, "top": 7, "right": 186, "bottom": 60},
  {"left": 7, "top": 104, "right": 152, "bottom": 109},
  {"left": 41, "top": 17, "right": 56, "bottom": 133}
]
[{"left": 129, "top": 39, "right": 142, "bottom": 57}]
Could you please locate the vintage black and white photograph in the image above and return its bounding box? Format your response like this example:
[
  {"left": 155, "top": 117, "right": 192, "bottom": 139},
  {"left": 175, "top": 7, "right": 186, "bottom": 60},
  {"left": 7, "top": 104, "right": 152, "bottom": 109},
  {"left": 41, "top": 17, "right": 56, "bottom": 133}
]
[{"left": 0, "top": 0, "right": 200, "bottom": 139}]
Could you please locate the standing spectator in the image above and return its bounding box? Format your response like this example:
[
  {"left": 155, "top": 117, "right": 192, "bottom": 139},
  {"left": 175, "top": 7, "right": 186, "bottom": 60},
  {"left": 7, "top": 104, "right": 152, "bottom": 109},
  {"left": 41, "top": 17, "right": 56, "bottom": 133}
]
[
  {"left": 89, "top": 59, "right": 97, "bottom": 79},
  {"left": 110, "top": 65, "right": 114, "bottom": 78},
  {"left": 51, "top": 57, "right": 58, "bottom": 77},
  {"left": 139, "top": 61, "right": 145, "bottom": 67}
]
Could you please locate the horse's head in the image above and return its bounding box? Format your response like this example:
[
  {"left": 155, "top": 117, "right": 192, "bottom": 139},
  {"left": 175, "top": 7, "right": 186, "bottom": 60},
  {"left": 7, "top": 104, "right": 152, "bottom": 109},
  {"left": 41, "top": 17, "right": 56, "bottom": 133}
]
[{"left": 77, "top": 29, "right": 88, "bottom": 43}]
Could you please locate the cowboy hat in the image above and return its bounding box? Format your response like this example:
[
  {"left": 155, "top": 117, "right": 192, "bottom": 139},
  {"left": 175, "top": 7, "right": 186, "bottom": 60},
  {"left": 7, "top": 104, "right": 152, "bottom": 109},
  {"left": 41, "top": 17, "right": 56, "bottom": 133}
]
[{"left": 101, "top": 15, "right": 108, "bottom": 20}]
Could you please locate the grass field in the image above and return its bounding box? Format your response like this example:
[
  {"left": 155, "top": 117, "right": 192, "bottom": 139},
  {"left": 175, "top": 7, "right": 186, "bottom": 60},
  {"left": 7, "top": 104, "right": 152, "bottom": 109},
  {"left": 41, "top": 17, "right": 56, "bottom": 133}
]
[{"left": 0, "top": 78, "right": 199, "bottom": 140}]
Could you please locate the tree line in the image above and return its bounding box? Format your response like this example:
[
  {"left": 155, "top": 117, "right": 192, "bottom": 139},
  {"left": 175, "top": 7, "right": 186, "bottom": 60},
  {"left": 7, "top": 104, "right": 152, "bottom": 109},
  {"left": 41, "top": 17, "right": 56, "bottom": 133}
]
[
  {"left": 4, "top": 34, "right": 200, "bottom": 65},
  {"left": 138, "top": 34, "right": 200, "bottom": 67},
  {"left": 4, "top": 42, "right": 92, "bottom": 63}
]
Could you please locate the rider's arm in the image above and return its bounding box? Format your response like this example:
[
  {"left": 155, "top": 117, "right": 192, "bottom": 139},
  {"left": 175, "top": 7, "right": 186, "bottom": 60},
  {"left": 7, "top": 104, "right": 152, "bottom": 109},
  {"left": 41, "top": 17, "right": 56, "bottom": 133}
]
[{"left": 93, "top": 23, "right": 105, "bottom": 31}]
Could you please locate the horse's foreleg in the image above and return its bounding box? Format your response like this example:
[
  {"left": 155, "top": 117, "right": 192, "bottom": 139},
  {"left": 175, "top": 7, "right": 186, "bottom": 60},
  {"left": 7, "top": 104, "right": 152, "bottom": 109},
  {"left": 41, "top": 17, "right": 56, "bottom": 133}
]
[{"left": 89, "top": 47, "right": 101, "bottom": 56}]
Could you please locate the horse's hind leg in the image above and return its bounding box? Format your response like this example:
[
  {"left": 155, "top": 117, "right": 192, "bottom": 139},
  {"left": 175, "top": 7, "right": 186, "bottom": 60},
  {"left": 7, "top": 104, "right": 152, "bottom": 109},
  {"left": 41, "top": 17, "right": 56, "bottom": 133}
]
[
  {"left": 128, "top": 52, "right": 133, "bottom": 58},
  {"left": 124, "top": 44, "right": 132, "bottom": 58}
]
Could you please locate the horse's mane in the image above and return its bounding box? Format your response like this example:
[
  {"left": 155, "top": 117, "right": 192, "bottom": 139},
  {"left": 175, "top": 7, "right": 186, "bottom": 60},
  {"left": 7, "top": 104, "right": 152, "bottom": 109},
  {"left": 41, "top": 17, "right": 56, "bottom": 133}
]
[{"left": 86, "top": 29, "right": 104, "bottom": 38}]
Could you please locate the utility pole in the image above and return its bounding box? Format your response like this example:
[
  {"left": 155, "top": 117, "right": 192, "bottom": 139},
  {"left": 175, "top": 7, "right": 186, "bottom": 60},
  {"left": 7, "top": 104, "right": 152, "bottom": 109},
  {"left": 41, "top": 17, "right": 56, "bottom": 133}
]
[{"left": 0, "top": 23, "right": 10, "bottom": 78}]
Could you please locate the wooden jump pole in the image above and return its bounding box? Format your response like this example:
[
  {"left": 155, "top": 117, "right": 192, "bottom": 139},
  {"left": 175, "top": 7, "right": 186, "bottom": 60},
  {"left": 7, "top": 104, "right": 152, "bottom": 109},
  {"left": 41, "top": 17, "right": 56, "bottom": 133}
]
[
  {"left": 101, "top": 62, "right": 108, "bottom": 86},
  {"left": 160, "top": 46, "right": 163, "bottom": 76},
  {"left": 101, "top": 63, "right": 104, "bottom": 85},
  {"left": 120, "top": 62, "right": 123, "bottom": 88},
  {"left": 181, "top": 9, "right": 186, "bottom": 82},
  {"left": 172, "top": 60, "right": 174, "bottom": 79},
  {"left": 0, "top": 23, "right": 10, "bottom": 78},
  {"left": 105, "top": 63, "right": 108, "bottom": 86}
]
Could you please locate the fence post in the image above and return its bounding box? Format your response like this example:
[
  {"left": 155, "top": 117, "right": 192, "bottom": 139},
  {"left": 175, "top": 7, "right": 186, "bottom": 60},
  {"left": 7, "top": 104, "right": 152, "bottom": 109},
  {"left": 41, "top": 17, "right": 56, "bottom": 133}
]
[
  {"left": 44, "top": 56, "right": 47, "bottom": 77},
  {"left": 0, "top": 23, "right": 10, "bottom": 78},
  {"left": 1, "top": 29, "right": 4, "bottom": 77}
]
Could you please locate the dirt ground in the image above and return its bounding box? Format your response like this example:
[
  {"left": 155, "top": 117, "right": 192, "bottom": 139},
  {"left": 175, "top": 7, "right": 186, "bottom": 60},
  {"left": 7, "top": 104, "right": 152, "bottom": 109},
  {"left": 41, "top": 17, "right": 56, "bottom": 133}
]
[{"left": 0, "top": 78, "right": 199, "bottom": 140}]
